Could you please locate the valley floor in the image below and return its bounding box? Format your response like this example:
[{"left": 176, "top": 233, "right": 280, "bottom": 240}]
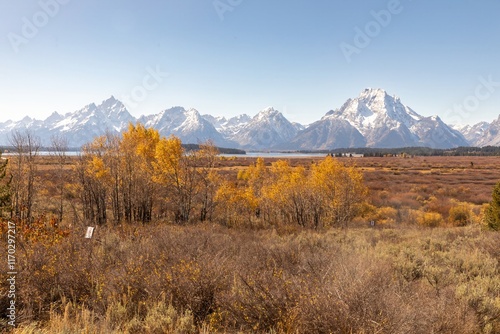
[
  {"left": 1, "top": 155, "right": 500, "bottom": 333},
  {"left": 3, "top": 224, "right": 500, "bottom": 333}
]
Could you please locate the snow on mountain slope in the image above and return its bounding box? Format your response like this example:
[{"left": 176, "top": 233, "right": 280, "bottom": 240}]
[
  {"left": 202, "top": 113, "right": 251, "bottom": 138},
  {"left": 202, "top": 114, "right": 227, "bottom": 130},
  {"left": 0, "top": 98, "right": 235, "bottom": 148},
  {"left": 146, "top": 107, "right": 235, "bottom": 147},
  {"left": 0, "top": 91, "right": 490, "bottom": 150},
  {"left": 0, "top": 116, "right": 45, "bottom": 145},
  {"left": 324, "top": 88, "right": 469, "bottom": 149},
  {"left": 281, "top": 116, "right": 366, "bottom": 150},
  {"left": 0, "top": 97, "right": 137, "bottom": 147},
  {"left": 411, "top": 115, "right": 469, "bottom": 148},
  {"left": 454, "top": 122, "right": 489, "bottom": 145},
  {"left": 49, "top": 97, "right": 136, "bottom": 146},
  {"left": 474, "top": 115, "right": 500, "bottom": 147},
  {"left": 230, "top": 107, "right": 299, "bottom": 149}
]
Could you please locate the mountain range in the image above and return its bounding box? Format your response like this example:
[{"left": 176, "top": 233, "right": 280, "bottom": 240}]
[{"left": 0, "top": 89, "right": 499, "bottom": 150}]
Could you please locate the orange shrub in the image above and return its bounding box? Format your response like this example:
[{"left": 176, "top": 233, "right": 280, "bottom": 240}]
[
  {"left": 448, "top": 203, "right": 472, "bottom": 227},
  {"left": 417, "top": 212, "right": 444, "bottom": 227}
]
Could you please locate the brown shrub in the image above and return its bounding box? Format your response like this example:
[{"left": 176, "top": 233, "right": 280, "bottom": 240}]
[{"left": 4, "top": 223, "right": 499, "bottom": 333}]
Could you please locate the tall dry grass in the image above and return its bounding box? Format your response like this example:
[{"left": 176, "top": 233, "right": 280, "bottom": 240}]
[{"left": 1, "top": 222, "right": 499, "bottom": 333}]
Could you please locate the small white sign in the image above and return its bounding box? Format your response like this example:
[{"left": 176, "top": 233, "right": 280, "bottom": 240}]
[{"left": 85, "top": 226, "right": 95, "bottom": 239}]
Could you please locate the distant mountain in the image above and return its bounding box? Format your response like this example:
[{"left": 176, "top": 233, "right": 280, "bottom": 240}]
[
  {"left": 202, "top": 114, "right": 252, "bottom": 138},
  {"left": 52, "top": 97, "right": 136, "bottom": 146},
  {"left": 303, "top": 88, "right": 469, "bottom": 149},
  {"left": 410, "top": 115, "right": 469, "bottom": 149},
  {"left": 0, "top": 90, "right": 497, "bottom": 150},
  {"left": 0, "top": 99, "right": 234, "bottom": 148},
  {"left": 143, "top": 107, "right": 234, "bottom": 147},
  {"left": 228, "top": 107, "right": 300, "bottom": 149},
  {"left": 0, "top": 96, "right": 136, "bottom": 147},
  {"left": 453, "top": 122, "right": 489, "bottom": 146},
  {"left": 466, "top": 116, "right": 500, "bottom": 147},
  {"left": 281, "top": 117, "right": 366, "bottom": 150}
]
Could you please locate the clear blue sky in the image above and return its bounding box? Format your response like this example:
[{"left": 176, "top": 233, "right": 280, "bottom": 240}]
[{"left": 1, "top": 0, "right": 499, "bottom": 126}]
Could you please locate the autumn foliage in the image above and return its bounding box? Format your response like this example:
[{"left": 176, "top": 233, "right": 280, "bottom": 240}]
[
  {"left": 73, "top": 124, "right": 367, "bottom": 228},
  {"left": 216, "top": 157, "right": 367, "bottom": 228}
]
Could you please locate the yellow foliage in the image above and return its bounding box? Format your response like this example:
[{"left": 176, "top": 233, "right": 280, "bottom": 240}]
[
  {"left": 89, "top": 156, "right": 109, "bottom": 179},
  {"left": 417, "top": 212, "right": 444, "bottom": 227},
  {"left": 216, "top": 180, "right": 259, "bottom": 216},
  {"left": 152, "top": 135, "right": 184, "bottom": 187},
  {"left": 448, "top": 203, "right": 472, "bottom": 227},
  {"left": 233, "top": 157, "right": 368, "bottom": 228},
  {"left": 310, "top": 157, "right": 368, "bottom": 227},
  {"left": 121, "top": 123, "right": 160, "bottom": 163},
  {"left": 371, "top": 206, "right": 399, "bottom": 225}
]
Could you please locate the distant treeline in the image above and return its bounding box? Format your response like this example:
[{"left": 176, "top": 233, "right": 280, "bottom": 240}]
[
  {"left": 0, "top": 145, "right": 82, "bottom": 153},
  {"left": 295, "top": 146, "right": 500, "bottom": 157},
  {"left": 0, "top": 144, "right": 246, "bottom": 155},
  {"left": 182, "top": 144, "right": 246, "bottom": 155},
  {"left": 3, "top": 144, "right": 500, "bottom": 157}
]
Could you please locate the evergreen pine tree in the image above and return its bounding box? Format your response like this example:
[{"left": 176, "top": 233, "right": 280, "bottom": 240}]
[{"left": 485, "top": 181, "right": 500, "bottom": 230}]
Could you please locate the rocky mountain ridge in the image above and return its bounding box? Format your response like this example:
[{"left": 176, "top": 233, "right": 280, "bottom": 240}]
[{"left": 0, "top": 89, "right": 498, "bottom": 149}]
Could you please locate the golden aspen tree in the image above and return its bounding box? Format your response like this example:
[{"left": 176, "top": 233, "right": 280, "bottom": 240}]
[
  {"left": 77, "top": 124, "right": 162, "bottom": 225},
  {"left": 153, "top": 136, "right": 198, "bottom": 224},
  {"left": 237, "top": 157, "right": 267, "bottom": 219},
  {"left": 310, "top": 156, "right": 367, "bottom": 228},
  {"left": 102, "top": 132, "right": 123, "bottom": 223},
  {"left": 263, "top": 160, "right": 310, "bottom": 227},
  {"left": 194, "top": 141, "right": 220, "bottom": 222},
  {"left": 78, "top": 136, "right": 109, "bottom": 225},
  {"left": 215, "top": 180, "right": 257, "bottom": 226},
  {"left": 120, "top": 124, "right": 160, "bottom": 223}
]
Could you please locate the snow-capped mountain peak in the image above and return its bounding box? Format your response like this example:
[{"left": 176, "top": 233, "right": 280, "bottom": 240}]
[
  {"left": 20, "top": 115, "right": 33, "bottom": 123},
  {"left": 202, "top": 113, "right": 252, "bottom": 139},
  {"left": 333, "top": 88, "right": 424, "bottom": 136},
  {"left": 306, "top": 88, "right": 468, "bottom": 149},
  {"left": 185, "top": 108, "right": 201, "bottom": 118},
  {"left": 145, "top": 106, "right": 232, "bottom": 147},
  {"left": 98, "top": 96, "right": 130, "bottom": 119},
  {"left": 359, "top": 87, "right": 388, "bottom": 100},
  {"left": 230, "top": 107, "right": 300, "bottom": 149},
  {"left": 467, "top": 115, "right": 500, "bottom": 147},
  {"left": 45, "top": 111, "right": 63, "bottom": 122},
  {"left": 259, "top": 106, "right": 276, "bottom": 113},
  {"left": 255, "top": 106, "right": 281, "bottom": 121},
  {"left": 178, "top": 108, "right": 205, "bottom": 132},
  {"left": 0, "top": 89, "right": 494, "bottom": 150}
]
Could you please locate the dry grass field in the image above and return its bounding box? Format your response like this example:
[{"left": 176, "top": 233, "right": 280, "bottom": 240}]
[
  {"left": 2, "top": 154, "right": 500, "bottom": 333},
  {"left": 198, "top": 155, "right": 500, "bottom": 227}
]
